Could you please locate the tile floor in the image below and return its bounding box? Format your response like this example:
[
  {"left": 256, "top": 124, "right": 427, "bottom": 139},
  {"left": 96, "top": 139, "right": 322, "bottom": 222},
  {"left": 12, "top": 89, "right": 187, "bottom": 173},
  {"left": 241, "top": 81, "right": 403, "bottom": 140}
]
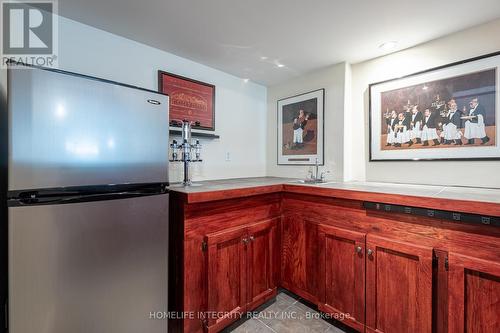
[{"left": 225, "top": 291, "right": 353, "bottom": 333}]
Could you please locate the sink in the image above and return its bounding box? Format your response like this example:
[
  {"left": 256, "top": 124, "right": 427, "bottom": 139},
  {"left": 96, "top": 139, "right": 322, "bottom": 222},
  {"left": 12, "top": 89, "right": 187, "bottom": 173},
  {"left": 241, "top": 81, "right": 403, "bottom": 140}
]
[
  {"left": 291, "top": 180, "right": 337, "bottom": 185},
  {"left": 315, "top": 181, "right": 337, "bottom": 185},
  {"left": 170, "top": 182, "right": 204, "bottom": 188}
]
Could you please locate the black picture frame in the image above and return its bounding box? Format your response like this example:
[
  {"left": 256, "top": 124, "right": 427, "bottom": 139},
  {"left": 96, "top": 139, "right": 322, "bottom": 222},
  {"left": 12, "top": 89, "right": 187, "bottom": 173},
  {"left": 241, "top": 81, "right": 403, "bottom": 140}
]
[
  {"left": 369, "top": 51, "right": 500, "bottom": 162},
  {"left": 277, "top": 88, "right": 325, "bottom": 165}
]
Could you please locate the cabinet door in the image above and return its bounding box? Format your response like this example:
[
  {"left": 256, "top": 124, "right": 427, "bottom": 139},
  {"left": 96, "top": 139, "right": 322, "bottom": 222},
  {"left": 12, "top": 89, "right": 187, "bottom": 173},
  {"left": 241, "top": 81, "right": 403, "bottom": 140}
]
[
  {"left": 318, "top": 225, "right": 366, "bottom": 332},
  {"left": 247, "top": 218, "right": 279, "bottom": 309},
  {"left": 281, "top": 214, "right": 318, "bottom": 303},
  {"left": 365, "top": 235, "right": 433, "bottom": 333},
  {"left": 448, "top": 253, "right": 500, "bottom": 333},
  {"left": 205, "top": 226, "right": 248, "bottom": 332}
]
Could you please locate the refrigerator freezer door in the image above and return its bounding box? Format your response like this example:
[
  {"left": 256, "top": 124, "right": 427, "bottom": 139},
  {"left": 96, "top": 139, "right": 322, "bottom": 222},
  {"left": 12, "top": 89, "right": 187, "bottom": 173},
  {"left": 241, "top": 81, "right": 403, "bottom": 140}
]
[
  {"left": 8, "top": 68, "right": 169, "bottom": 191},
  {"left": 8, "top": 194, "right": 169, "bottom": 333}
]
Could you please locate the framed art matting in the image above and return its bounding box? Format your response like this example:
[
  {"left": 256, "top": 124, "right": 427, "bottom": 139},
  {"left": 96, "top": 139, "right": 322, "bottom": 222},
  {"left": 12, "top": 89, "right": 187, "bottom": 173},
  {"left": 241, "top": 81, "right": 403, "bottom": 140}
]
[
  {"left": 369, "top": 52, "right": 500, "bottom": 161},
  {"left": 277, "top": 89, "right": 324, "bottom": 165}
]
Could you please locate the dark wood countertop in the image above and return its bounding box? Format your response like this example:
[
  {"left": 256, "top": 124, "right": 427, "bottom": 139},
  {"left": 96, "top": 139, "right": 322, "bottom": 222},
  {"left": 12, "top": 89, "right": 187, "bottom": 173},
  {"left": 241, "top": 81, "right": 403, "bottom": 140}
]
[{"left": 168, "top": 177, "right": 500, "bottom": 217}]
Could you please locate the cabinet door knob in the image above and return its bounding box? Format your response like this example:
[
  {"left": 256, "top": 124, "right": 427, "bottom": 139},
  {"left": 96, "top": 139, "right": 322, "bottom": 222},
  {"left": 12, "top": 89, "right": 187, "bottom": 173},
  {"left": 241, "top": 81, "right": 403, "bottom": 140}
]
[
  {"left": 242, "top": 238, "right": 248, "bottom": 244},
  {"left": 367, "top": 249, "right": 374, "bottom": 256},
  {"left": 355, "top": 246, "right": 362, "bottom": 253},
  {"left": 249, "top": 236, "right": 254, "bottom": 241}
]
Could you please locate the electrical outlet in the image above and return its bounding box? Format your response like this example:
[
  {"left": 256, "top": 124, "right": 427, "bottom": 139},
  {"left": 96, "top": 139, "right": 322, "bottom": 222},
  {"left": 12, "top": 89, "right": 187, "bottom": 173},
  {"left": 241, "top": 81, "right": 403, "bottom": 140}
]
[{"left": 225, "top": 152, "right": 231, "bottom": 161}]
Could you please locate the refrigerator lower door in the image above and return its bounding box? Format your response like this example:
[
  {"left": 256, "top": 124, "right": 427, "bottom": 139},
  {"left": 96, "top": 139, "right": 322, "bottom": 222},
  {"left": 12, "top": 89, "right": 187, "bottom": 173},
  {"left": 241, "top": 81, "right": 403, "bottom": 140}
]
[{"left": 8, "top": 194, "right": 169, "bottom": 333}]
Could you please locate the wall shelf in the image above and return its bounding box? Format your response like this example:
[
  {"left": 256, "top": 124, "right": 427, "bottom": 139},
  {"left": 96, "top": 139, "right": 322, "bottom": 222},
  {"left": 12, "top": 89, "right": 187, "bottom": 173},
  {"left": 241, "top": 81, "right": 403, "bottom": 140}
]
[{"left": 169, "top": 129, "right": 220, "bottom": 139}]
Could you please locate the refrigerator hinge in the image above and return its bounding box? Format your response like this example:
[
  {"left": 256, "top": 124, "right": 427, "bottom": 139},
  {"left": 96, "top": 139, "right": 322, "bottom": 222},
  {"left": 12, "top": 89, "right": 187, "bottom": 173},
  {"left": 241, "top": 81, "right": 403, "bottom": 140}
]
[{"left": 201, "top": 241, "right": 208, "bottom": 252}]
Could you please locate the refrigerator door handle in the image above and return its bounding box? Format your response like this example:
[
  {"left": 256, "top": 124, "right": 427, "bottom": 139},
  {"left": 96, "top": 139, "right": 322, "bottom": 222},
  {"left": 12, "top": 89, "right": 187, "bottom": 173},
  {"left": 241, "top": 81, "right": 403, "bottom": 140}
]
[{"left": 11, "top": 191, "right": 166, "bottom": 206}]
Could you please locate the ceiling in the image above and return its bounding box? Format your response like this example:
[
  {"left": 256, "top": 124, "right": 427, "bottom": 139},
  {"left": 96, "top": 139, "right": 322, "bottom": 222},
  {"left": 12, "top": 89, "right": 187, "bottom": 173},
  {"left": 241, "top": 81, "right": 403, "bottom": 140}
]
[{"left": 59, "top": 0, "right": 500, "bottom": 86}]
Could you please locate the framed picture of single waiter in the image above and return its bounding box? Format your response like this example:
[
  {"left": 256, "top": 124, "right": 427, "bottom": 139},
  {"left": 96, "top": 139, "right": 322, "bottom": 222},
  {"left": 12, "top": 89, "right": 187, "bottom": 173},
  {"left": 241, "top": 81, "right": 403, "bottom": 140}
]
[{"left": 277, "top": 89, "right": 324, "bottom": 165}]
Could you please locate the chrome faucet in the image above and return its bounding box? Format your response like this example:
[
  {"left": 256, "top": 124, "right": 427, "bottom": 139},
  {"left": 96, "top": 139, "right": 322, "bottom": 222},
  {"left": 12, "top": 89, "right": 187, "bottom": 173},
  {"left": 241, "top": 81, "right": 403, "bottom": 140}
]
[
  {"left": 314, "top": 158, "right": 320, "bottom": 181},
  {"left": 305, "top": 158, "right": 329, "bottom": 183}
]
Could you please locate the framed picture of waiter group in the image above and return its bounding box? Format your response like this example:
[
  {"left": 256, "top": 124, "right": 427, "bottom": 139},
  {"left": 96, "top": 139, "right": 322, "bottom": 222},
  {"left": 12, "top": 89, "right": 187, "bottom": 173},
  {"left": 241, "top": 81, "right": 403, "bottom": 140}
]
[{"left": 369, "top": 52, "right": 500, "bottom": 161}]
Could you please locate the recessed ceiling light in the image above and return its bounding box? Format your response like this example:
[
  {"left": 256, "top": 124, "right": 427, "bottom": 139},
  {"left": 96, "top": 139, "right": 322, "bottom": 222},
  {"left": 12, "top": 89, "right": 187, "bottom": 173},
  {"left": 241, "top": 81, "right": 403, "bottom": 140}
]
[
  {"left": 379, "top": 41, "right": 398, "bottom": 51},
  {"left": 276, "top": 63, "right": 285, "bottom": 68},
  {"left": 243, "top": 78, "right": 250, "bottom": 83},
  {"left": 260, "top": 56, "right": 268, "bottom": 60}
]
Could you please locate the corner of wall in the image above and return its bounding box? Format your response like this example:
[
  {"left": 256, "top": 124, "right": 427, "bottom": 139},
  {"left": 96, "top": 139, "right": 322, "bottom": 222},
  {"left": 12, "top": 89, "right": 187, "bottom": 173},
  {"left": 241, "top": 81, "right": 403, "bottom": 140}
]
[
  {"left": 56, "top": 16, "right": 269, "bottom": 181},
  {"left": 351, "top": 18, "right": 500, "bottom": 188},
  {"left": 343, "top": 62, "right": 353, "bottom": 181},
  {"left": 265, "top": 62, "right": 347, "bottom": 180}
]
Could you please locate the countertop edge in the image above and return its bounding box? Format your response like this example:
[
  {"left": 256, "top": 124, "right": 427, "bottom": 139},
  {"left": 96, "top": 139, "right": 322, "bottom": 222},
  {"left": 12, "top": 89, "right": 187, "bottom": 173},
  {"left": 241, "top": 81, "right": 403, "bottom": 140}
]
[
  {"left": 181, "top": 184, "right": 284, "bottom": 204},
  {"left": 283, "top": 184, "right": 500, "bottom": 217},
  {"left": 169, "top": 181, "right": 500, "bottom": 217}
]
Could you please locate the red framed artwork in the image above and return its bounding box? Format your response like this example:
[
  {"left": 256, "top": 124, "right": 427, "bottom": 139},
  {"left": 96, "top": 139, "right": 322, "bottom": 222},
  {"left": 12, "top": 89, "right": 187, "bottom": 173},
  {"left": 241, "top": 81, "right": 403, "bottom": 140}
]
[{"left": 158, "top": 71, "right": 215, "bottom": 131}]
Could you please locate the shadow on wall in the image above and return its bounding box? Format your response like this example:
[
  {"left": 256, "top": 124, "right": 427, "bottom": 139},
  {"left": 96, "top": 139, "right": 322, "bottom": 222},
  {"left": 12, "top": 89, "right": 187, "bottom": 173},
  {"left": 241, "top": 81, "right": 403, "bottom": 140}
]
[
  {"left": 0, "top": 70, "right": 8, "bottom": 331},
  {"left": 362, "top": 88, "right": 369, "bottom": 159}
]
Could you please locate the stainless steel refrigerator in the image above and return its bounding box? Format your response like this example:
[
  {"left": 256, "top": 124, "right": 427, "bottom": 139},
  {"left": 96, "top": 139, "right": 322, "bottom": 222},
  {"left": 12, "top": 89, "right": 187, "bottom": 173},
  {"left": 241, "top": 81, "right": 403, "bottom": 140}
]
[{"left": 7, "top": 65, "right": 170, "bottom": 333}]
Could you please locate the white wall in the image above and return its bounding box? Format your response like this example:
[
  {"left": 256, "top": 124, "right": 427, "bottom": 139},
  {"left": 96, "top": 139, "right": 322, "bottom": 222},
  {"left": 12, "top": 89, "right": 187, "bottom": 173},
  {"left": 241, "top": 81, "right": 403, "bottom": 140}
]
[
  {"left": 349, "top": 19, "right": 500, "bottom": 188},
  {"left": 1, "top": 16, "right": 268, "bottom": 183},
  {"left": 4, "top": 15, "right": 500, "bottom": 188},
  {"left": 266, "top": 63, "right": 347, "bottom": 180}
]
